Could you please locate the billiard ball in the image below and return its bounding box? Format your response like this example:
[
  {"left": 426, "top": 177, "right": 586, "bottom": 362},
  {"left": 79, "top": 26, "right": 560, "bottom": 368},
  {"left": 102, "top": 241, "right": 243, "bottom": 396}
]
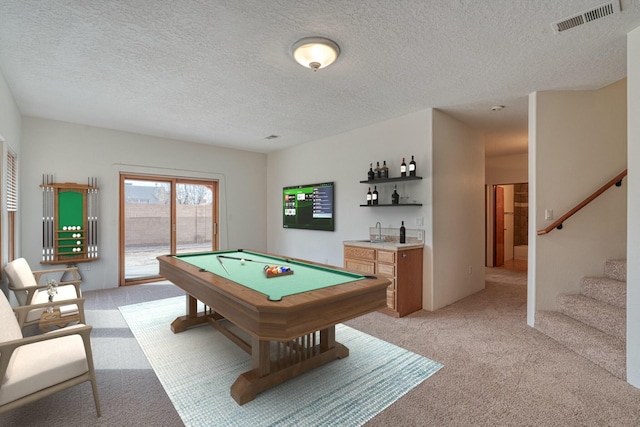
[{"left": 240, "top": 259, "right": 245, "bottom": 265}]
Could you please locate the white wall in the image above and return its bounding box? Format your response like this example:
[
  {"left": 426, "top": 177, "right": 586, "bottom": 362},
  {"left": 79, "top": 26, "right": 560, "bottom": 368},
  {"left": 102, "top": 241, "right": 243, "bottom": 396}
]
[
  {"left": 531, "top": 79, "right": 627, "bottom": 312},
  {"left": 431, "top": 109, "right": 485, "bottom": 309},
  {"left": 0, "top": 70, "right": 22, "bottom": 295},
  {"left": 20, "top": 117, "right": 267, "bottom": 291},
  {"left": 486, "top": 153, "right": 528, "bottom": 185},
  {"left": 627, "top": 26, "right": 640, "bottom": 388},
  {"left": 266, "top": 110, "right": 432, "bottom": 296}
]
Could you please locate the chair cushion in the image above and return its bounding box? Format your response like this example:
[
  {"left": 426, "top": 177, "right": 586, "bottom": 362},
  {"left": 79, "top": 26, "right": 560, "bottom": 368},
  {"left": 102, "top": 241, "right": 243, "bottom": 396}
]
[
  {"left": 0, "top": 292, "right": 23, "bottom": 385},
  {"left": 4, "top": 258, "right": 38, "bottom": 305},
  {"left": 26, "top": 285, "right": 80, "bottom": 323},
  {"left": 0, "top": 292, "right": 22, "bottom": 343},
  {"left": 0, "top": 329, "right": 89, "bottom": 405}
]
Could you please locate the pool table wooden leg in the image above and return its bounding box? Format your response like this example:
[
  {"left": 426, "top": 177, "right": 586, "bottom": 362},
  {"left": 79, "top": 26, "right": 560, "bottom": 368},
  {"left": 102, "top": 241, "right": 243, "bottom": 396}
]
[
  {"left": 170, "top": 294, "right": 209, "bottom": 333},
  {"left": 230, "top": 326, "right": 349, "bottom": 405}
]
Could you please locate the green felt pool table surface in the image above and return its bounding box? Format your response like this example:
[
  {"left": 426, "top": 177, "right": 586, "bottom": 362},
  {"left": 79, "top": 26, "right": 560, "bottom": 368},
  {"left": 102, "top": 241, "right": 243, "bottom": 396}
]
[{"left": 174, "top": 249, "right": 365, "bottom": 301}]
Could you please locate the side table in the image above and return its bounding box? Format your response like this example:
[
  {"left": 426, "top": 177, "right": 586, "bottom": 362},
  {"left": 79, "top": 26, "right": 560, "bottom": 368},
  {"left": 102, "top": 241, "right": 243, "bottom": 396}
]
[{"left": 39, "top": 308, "right": 81, "bottom": 332}]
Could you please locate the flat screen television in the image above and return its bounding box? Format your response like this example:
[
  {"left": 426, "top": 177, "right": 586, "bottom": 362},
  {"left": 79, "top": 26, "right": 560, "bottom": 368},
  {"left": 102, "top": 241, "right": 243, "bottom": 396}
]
[{"left": 283, "top": 182, "right": 334, "bottom": 231}]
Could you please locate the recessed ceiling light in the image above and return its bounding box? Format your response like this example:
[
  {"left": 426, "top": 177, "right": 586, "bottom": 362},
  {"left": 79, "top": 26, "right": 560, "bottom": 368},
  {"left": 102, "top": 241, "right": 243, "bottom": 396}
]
[{"left": 491, "top": 105, "right": 505, "bottom": 112}]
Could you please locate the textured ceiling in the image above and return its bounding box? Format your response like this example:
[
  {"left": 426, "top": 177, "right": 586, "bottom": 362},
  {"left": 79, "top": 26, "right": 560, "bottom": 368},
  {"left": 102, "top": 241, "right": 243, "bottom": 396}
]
[{"left": 1, "top": 1, "right": 639, "bottom": 155}]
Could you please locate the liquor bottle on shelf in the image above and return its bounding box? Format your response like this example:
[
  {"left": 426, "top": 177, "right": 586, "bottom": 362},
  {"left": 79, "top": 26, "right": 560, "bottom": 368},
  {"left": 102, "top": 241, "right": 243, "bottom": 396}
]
[
  {"left": 368, "top": 163, "right": 375, "bottom": 181},
  {"left": 375, "top": 162, "right": 382, "bottom": 179},
  {"left": 391, "top": 185, "right": 399, "bottom": 204},
  {"left": 382, "top": 160, "right": 389, "bottom": 179},
  {"left": 400, "top": 221, "right": 406, "bottom": 243},
  {"left": 372, "top": 186, "right": 379, "bottom": 205},
  {"left": 367, "top": 187, "right": 372, "bottom": 205},
  {"left": 400, "top": 157, "right": 407, "bottom": 177},
  {"left": 409, "top": 155, "right": 416, "bottom": 176}
]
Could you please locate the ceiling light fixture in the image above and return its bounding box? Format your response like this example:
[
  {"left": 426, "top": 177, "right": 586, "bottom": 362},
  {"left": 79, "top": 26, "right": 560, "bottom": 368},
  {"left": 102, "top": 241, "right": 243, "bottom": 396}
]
[
  {"left": 291, "top": 37, "right": 340, "bottom": 72},
  {"left": 491, "top": 105, "right": 505, "bottom": 112}
]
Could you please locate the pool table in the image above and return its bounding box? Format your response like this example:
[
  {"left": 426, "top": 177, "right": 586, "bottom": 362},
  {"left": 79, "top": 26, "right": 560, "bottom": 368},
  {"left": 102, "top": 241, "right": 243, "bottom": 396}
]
[{"left": 157, "top": 249, "right": 390, "bottom": 405}]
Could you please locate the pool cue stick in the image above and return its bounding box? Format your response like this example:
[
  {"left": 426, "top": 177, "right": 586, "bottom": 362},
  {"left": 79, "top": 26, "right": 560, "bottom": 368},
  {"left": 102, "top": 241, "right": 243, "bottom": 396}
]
[
  {"left": 50, "top": 174, "right": 55, "bottom": 261},
  {"left": 216, "top": 255, "right": 231, "bottom": 275},
  {"left": 46, "top": 175, "right": 53, "bottom": 261},
  {"left": 88, "top": 184, "right": 92, "bottom": 257},
  {"left": 91, "top": 182, "right": 95, "bottom": 258},
  {"left": 88, "top": 179, "right": 93, "bottom": 257},
  {"left": 44, "top": 175, "right": 48, "bottom": 261},
  {"left": 89, "top": 177, "right": 97, "bottom": 258},
  {"left": 217, "top": 255, "right": 292, "bottom": 266},
  {"left": 90, "top": 178, "right": 95, "bottom": 257},
  {"left": 95, "top": 178, "right": 99, "bottom": 258},
  {"left": 45, "top": 176, "right": 49, "bottom": 261},
  {"left": 42, "top": 174, "right": 46, "bottom": 261},
  {"left": 217, "top": 255, "right": 262, "bottom": 263},
  {"left": 86, "top": 179, "right": 90, "bottom": 257}
]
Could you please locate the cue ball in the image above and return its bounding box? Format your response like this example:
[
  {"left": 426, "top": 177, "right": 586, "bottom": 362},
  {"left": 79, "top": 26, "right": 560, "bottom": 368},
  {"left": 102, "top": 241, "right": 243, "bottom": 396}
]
[{"left": 240, "top": 259, "right": 245, "bottom": 265}]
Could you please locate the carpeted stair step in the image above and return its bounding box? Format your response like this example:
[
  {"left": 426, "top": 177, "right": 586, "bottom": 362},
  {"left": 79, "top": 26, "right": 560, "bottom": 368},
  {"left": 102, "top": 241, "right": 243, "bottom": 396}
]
[
  {"left": 535, "top": 310, "right": 625, "bottom": 380},
  {"left": 581, "top": 276, "right": 626, "bottom": 309},
  {"left": 557, "top": 294, "right": 625, "bottom": 340},
  {"left": 604, "top": 259, "right": 626, "bottom": 282}
]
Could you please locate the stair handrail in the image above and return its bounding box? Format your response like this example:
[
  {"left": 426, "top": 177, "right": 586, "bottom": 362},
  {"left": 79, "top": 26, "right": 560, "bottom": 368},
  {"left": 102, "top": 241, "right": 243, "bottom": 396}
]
[{"left": 537, "top": 169, "right": 627, "bottom": 235}]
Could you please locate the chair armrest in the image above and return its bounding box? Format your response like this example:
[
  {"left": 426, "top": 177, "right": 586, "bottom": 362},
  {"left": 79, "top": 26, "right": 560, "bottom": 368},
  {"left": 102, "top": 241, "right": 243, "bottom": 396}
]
[
  {"left": 8, "top": 283, "right": 41, "bottom": 305},
  {"left": 12, "top": 297, "right": 86, "bottom": 328},
  {"left": 0, "top": 324, "right": 93, "bottom": 384}
]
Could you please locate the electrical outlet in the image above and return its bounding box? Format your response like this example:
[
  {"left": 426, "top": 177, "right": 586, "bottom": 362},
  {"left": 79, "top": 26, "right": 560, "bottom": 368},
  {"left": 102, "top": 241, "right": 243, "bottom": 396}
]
[
  {"left": 415, "top": 216, "right": 424, "bottom": 226},
  {"left": 83, "top": 264, "right": 91, "bottom": 271},
  {"left": 468, "top": 266, "right": 473, "bottom": 275}
]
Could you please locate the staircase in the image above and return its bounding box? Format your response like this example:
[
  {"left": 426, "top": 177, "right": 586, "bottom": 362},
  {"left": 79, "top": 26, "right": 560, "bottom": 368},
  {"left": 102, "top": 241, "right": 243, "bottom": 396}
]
[{"left": 535, "top": 259, "right": 627, "bottom": 379}]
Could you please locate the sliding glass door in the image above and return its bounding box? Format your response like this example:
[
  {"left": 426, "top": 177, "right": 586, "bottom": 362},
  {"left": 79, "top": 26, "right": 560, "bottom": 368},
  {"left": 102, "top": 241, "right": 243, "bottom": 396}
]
[
  {"left": 120, "top": 174, "right": 218, "bottom": 285},
  {"left": 175, "top": 180, "right": 215, "bottom": 254}
]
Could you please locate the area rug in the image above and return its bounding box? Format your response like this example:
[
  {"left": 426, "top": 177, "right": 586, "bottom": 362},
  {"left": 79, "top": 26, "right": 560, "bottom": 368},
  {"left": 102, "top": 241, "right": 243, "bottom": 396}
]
[{"left": 120, "top": 297, "right": 443, "bottom": 427}]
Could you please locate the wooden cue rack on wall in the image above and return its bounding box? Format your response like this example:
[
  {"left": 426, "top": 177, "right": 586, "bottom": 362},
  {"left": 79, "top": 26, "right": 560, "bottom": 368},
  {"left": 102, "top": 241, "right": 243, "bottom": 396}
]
[{"left": 41, "top": 174, "right": 99, "bottom": 265}]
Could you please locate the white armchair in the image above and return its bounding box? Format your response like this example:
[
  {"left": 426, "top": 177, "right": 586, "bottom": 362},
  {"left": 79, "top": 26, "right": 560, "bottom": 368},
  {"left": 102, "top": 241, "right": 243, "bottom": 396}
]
[
  {"left": 0, "top": 290, "right": 101, "bottom": 416},
  {"left": 4, "top": 258, "right": 85, "bottom": 328}
]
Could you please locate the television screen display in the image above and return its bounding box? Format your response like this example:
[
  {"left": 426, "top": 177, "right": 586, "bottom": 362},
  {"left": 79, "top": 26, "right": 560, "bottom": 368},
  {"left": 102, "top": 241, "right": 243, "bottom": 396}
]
[{"left": 283, "top": 182, "right": 334, "bottom": 231}]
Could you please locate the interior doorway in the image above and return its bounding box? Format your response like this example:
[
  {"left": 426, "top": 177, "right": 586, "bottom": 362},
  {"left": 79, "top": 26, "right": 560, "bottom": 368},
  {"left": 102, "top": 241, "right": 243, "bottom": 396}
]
[
  {"left": 488, "top": 183, "right": 528, "bottom": 271},
  {"left": 119, "top": 174, "right": 219, "bottom": 285}
]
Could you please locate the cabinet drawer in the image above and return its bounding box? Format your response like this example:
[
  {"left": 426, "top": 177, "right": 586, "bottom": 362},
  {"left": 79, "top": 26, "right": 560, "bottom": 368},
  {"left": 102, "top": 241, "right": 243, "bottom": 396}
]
[
  {"left": 377, "top": 250, "right": 395, "bottom": 264},
  {"left": 344, "top": 258, "right": 375, "bottom": 275},
  {"left": 377, "top": 263, "right": 395, "bottom": 277},
  {"left": 344, "top": 246, "right": 376, "bottom": 261}
]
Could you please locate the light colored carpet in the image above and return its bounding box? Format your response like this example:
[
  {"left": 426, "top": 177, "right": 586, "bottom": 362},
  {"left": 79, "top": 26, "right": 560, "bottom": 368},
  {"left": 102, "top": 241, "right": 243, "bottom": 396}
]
[{"left": 119, "top": 296, "right": 443, "bottom": 427}]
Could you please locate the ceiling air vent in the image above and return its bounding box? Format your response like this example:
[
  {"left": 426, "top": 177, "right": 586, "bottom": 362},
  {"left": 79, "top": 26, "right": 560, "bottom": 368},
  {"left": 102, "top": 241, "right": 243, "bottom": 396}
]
[{"left": 552, "top": 0, "right": 621, "bottom": 34}]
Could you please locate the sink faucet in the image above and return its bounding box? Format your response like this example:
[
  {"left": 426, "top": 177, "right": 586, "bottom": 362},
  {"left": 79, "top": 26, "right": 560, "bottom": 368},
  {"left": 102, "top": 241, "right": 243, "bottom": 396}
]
[{"left": 375, "top": 222, "right": 382, "bottom": 241}]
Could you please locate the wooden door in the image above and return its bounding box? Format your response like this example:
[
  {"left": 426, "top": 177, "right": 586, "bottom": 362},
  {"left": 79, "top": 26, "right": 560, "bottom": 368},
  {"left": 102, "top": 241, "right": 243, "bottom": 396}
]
[{"left": 494, "top": 186, "right": 504, "bottom": 267}]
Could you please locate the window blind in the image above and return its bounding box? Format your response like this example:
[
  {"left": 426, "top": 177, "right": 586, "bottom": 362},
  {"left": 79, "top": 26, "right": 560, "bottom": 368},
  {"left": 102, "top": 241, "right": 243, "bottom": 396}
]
[{"left": 7, "top": 150, "right": 17, "bottom": 211}]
